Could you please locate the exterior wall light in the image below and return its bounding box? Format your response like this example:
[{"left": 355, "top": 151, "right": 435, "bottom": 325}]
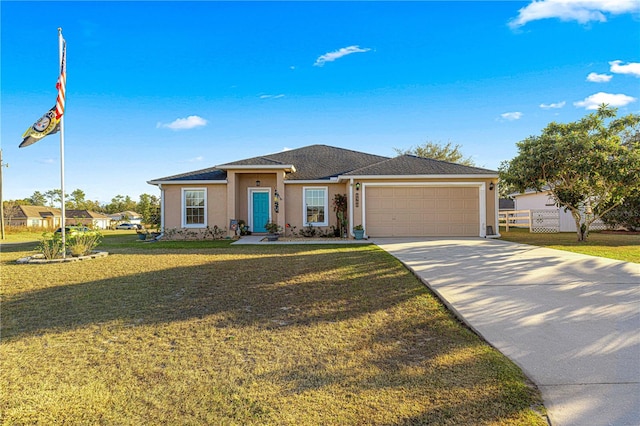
[
  {"left": 355, "top": 182, "right": 361, "bottom": 191},
  {"left": 256, "top": 180, "right": 261, "bottom": 187},
  {"left": 489, "top": 182, "right": 494, "bottom": 191}
]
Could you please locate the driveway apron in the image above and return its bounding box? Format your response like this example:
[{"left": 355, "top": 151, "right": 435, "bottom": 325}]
[{"left": 373, "top": 237, "right": 640, "bottom": 426}]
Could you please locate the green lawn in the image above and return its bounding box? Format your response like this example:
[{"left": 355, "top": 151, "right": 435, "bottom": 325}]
[
  {"left": 1, "top": 233, "right": 547, "bottom": 425},
  {"left": 499, "top": 227, "right": 640, "bottom": 263}
]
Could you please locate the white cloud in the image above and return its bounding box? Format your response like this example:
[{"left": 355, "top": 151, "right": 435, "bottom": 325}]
[
  {"left": 188, "top": 156, "right": 204, "bottom": 162},
  {"left": 509, "top": 0, "right": 639, "bottom": 29},
  {"left": 314, "top": 45, "right": 371, "bottom": 67},
  {"left": 260, "top": 94, "right": 285, "bottom": 99},
  {"left": 157, "top": 115, "right": 207, "bottom": 130},
  {"left": 586, "top": 72, "right": 612, "bottom": 82},
  {"left": 573, "top": 92, "right": 637, "bottom": 110},
  {"left": 609, "top": 60, "right": 640, "bottom": 77},
  {"left": 501, "top": 112, "right": 523, "bottom": 121},
  {"left": 540, "top": 101, "right": 566, "bottom": 109}
]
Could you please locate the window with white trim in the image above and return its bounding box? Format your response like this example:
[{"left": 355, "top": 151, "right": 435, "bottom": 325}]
[
  {"left": 183, "top": 189, "right": 206, "bottom": 227},
  {"left": 303, "top": 187, "right": 328, "bottom": 226}
]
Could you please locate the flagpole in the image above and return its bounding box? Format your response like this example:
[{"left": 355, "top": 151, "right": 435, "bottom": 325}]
[{"left": 58, "top": 28, "right": 66, "bottom": 257}]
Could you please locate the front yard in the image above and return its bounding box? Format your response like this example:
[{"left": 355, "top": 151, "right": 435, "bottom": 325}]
[
  {"left": 499, "top": 228, "right": 640, "bottom": 263},
  {"left": 1, "top": 235, "right": 546, "bottom": 425}
]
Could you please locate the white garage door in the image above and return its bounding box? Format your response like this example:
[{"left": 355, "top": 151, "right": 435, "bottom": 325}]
[{"left": 365, "top": 186, "right": 480, "bottom": 237}]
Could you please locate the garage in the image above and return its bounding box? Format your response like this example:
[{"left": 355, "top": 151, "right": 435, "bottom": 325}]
[{"left": 364, "top": 185, "right": 480, "bottom": 237}]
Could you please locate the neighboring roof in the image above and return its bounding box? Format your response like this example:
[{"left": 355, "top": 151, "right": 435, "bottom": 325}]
[
  {"left": 66, "top": 210, "right": 111, "bottom": 219},
  {"left": 343, "top": 155, "right": 497, "bottom": 177},
  {"left": 107, "top": 211, "right": 143, "bottom": 219},
  {"left": 149, "top": 144, "right": 497, "bottom": 184},
  {"left": 499, "top": 198, "right": 515, "bottom": 210},
  {"left": 15, "top": 205, "right": 61, "bottom": 218}
]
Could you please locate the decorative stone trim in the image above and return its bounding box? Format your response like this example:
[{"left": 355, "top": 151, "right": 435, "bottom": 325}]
[{"left": 16, "top": 251, "right": 109, "bottom": 264}]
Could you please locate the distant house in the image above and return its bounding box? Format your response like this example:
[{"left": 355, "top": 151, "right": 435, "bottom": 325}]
[
  {"left": 107, "top": 211, "right": 143, "bottom": 225},
  {"left": 5, "top": 205, "right": 112, "bottom": 229},
  {"left": 6, "top": 205, "right": 63, "bottom": 228},
  {"left": 66, "top": 210, "right": 111, "bottom": 229},
  {"left": 148, "top": 144, "right": 500, "bottom": 238},
  {"left": 511, "top": 190, "right": 606, "bottom": 232}
]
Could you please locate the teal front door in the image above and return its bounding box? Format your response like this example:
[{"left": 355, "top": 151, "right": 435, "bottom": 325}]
[{"left": 252, "top": 192, "right": 269, "bottom": 233}]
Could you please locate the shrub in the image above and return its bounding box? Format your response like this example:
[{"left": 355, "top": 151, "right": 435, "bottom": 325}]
[
  {"left": 66, "top": 231, "right": 102, "bottom": 256},
  {"left": 37, "top": 232, "right": 65, "bottom": 260},
  {"left": 299, "top": 224, "right": 317, "bottom": 238},
  {"left": 264, "top": 222, "right": 282, "bottom": 234}
]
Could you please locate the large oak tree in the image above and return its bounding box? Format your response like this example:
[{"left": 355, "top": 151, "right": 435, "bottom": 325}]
[{"left": 499, "top": 106, "right": 640, "bottom": 241}]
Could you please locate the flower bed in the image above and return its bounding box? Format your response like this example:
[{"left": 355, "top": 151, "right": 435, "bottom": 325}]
[{"left": 16, "top": 251, "right": 109, "bottom": 264}]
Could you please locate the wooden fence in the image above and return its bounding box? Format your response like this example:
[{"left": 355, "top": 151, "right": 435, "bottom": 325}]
[
  {"left": 498, "top": 210, "right": 531, "bottom": 232},
  {"left": 500, "top": 209, "right": 608, "bottom": 233}
]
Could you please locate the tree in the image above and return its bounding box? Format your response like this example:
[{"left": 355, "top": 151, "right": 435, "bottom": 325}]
[
  {"left": 29, "top": 191, "right": 46, "bottom": 206},
  {"left": 105, "top": 195, "right": 137, "bottom": 214},
  {"left": 68, "top": 189, "right": 87, "bottom": 209},
  {"left": 499, "top": 105, "right": 640, "bottom": 241},
  {"left": 601, "top": 189, "right": 640, "bottom": 231},
  {"left": 394, "top": 141, "right": 476, "bottom": 166},
  {"left": 137, "top": 193, "right": 160, "bottom": 225},
  {"left": 44, "top": 189, "right": 65, "bottom": 207},
  {"left": 2, "top": 200, "right": 22, "bottom": 224}
]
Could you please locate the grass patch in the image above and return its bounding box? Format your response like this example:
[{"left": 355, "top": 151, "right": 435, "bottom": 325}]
[
  {"left": 499, "top": 227, "right": 640, "bottom": 263},
  {"left": 2, "top": 237, "right": 546, "bottom": 425}
]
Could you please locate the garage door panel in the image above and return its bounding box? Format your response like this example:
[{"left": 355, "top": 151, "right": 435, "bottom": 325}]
[{"left": 365, "top": 186, "right": 479, "bottom": 237}]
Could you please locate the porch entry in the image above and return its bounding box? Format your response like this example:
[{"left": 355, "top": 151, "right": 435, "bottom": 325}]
[{"left": 250, "top": 190, "right": 270, "bottom": 233}]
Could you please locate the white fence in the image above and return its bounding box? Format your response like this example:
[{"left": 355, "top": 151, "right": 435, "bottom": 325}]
[{"left": 499, "top": 209, "right": 607, "bottom": 233}]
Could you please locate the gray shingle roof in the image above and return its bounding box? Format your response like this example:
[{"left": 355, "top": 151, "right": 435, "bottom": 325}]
[
  {"left": 222, "top": 145, "right": 389, "bottom": 180},
  {"left": 343, "top": 155, "right": 497, "bottom": 176},
  {"left": 149, "top": 145, "right": 497, "bottom": 183},
  {"left": 150, "top": 167, "right": 227, "bottom": 182}
]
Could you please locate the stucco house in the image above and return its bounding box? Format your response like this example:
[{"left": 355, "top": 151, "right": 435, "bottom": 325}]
[
  {"left": 6, "top": 205, "right": 63, "bottom": 228},
  {"left": 5, "top": 206, "right": 110, "bottom": 229},
  {"left": 107, "top": 211, "right": 143, "bottom": 225},
  {"left": 148, "top": 145, "right": 500, "bottom": 238},
  {"left": 66, "top": 210, "right": 111, "bottom": 229}
]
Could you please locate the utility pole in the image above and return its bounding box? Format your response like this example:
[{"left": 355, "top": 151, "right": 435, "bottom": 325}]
[{"left": 0, "top": 149, "right": 8, "bottom": 240}]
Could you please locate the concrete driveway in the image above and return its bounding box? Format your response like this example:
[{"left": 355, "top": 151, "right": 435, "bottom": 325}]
[{"left": 373, "top": 237, "right": 640, "bottom": 426}]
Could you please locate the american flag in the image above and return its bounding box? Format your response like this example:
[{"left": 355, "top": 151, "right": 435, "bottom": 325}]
[{"left": 55, "top": 36, "right": 66, "bottom": 119}]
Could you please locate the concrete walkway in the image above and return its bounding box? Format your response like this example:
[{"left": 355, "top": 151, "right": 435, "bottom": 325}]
[
  {"left": 373, "top": 237, "right": 640, "bottom": 426},
  {"left": 232, "top": 235, "right": 371, "bottom": 245}
]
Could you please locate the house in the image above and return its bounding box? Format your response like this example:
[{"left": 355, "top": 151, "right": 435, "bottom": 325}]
[
  {"left": 66, "top": 210, "right": 111, "bottom": 229},
  {"left": 5, "top": 205, "right": 63, "bottom": 228},
  {"left": 107, "top": 211, "right": 143, "bottom": 225},
  {"left": 511, "top": 190, "right": 606, "bottom": 232},
  {"left": 148, "top": 145, "right": 500, "bottom": 238},
  {"left": 4, "top": 205, "right": 112, "bottom": 229}
]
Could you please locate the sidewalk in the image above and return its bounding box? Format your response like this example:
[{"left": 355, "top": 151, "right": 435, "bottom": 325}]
[
  {"left": 373, "top": 237, "right": 640, "bottom": 426},
  {"left": 231, "top": 235, "right": 371, "bottom": 245}
]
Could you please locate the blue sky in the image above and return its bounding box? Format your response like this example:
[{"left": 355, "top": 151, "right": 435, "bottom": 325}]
[{"left": 2, "top": 0, "right": 639, "bottom": 204}]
